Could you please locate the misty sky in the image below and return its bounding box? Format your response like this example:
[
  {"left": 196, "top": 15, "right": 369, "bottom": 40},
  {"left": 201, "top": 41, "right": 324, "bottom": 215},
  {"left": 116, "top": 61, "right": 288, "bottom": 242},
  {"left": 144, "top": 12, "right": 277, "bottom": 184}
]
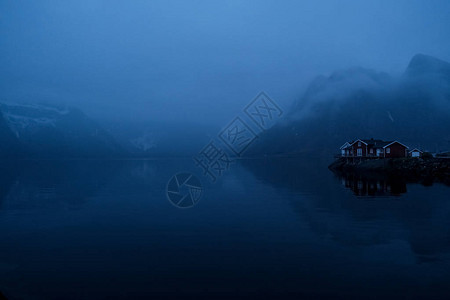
[{"left": 1, "top": 0, "right": 450, "bottom": 125}]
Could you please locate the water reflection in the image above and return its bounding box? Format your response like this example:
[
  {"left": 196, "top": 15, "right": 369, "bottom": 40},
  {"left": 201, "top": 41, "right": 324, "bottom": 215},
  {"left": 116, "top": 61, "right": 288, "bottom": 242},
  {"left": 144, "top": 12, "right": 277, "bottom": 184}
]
[
  {"left": 0, "top": 160, "right": 124, "bottom": 210},
  {"left": 0, "top": 158, "right": 449, "bottom": 299},
  {"left": 336, "top": 171, "right": 407, "bottom": 197},
  {"left": 242, "top": 158, "right": 450, "bottom": 264}
]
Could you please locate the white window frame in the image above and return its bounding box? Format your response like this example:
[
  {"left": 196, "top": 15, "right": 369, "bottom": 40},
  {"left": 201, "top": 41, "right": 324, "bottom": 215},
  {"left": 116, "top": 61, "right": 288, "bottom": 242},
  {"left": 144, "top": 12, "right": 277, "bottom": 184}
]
[
  {"left": 357, "top": 148, "right": 362, "bottom": 156},
  {"left": 386, "top": 148, "right": 390, "bottom": 154}
]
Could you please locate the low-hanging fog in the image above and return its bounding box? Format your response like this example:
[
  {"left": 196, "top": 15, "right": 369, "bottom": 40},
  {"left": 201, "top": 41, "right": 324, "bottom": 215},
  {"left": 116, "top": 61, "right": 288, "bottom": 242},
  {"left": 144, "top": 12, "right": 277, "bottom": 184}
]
[{"left": 2, "top": 0, "right": 450, "bottom": 126}]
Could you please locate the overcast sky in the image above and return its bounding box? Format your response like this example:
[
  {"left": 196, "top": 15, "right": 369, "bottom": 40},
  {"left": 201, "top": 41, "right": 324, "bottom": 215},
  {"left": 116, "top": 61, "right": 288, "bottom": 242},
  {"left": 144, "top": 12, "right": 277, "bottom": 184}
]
[{"left": 1, "top": 0, "right": 450, "bottom": 124}]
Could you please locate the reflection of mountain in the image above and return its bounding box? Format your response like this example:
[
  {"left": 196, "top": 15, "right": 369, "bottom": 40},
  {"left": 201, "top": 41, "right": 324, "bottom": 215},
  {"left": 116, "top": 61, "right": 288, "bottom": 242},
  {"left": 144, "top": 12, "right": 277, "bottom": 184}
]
[
  {"left": 0, "top": 103, "right": 124, "bottom": 158},
  {"left": 242, "top": 158, "right": 450, "bottom": 260},
  {"left": 0, "top": 160, "right": 124, "bottom": 209},
  {"left": 0, "top": 162, "right": 18, "bottom": 209},
  {"left": 0, "top": 159, "right": 185, "bottom": 212},
  {"left": 250, "top": 54, "right": 450, "bottom": 156}
]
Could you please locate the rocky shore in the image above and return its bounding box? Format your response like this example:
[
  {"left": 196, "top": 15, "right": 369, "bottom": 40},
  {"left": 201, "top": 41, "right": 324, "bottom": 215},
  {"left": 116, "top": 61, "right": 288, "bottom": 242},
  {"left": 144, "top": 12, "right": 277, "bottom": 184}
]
[{"left": 329, "top": 157, "right": 450, "bottom": 185}]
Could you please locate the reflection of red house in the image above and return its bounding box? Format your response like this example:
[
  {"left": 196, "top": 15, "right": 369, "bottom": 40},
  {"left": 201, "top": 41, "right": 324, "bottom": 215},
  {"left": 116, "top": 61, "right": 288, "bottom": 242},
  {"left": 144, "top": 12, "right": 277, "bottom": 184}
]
[
  {"left": 341, "top": 139, "right": 409, "bottom": 158},
  {"left": 339, "top": 172, "right": 407, "bottom": 196}
]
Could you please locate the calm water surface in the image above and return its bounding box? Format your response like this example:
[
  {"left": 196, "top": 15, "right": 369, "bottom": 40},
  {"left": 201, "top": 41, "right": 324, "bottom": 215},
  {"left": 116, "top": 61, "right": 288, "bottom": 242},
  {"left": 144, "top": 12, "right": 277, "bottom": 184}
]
[{"left": 0, "top": 158, "right": 449, "bottom": 299}]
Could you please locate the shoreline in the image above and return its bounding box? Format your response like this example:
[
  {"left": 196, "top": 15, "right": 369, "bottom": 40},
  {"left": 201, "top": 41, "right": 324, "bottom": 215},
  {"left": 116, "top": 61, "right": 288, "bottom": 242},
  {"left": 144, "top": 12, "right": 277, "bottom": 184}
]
[{"left": 329, "top": 157, "right": 450, "bottom": 185}]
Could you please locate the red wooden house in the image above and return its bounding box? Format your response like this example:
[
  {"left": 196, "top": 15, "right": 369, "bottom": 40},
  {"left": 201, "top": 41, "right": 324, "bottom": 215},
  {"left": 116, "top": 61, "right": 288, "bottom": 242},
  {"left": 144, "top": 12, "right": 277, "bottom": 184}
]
[{"left": 341, "top": 138, "right": 409, "bottom": 158}]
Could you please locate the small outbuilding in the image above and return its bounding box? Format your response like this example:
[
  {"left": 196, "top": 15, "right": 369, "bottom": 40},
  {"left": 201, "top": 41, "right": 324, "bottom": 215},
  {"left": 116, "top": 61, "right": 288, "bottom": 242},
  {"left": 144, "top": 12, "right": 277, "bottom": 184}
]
[{"left": 409, "top": 148, "right": 423, "bottom": 158}]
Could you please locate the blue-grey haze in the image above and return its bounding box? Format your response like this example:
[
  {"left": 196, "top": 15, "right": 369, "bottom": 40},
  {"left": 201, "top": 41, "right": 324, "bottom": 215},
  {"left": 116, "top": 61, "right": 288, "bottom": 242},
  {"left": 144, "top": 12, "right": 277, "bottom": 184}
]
[{"left": 2, "top": 0, "right": 450, "bottom": 125}]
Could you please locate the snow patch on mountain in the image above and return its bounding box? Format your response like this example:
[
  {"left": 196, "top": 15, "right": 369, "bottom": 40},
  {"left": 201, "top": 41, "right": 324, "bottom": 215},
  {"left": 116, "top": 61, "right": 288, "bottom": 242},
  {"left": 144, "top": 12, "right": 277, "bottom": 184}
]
[
  {"left": 0, "top": 102, "right": 68, "bottom": 137},
  {"left": 0, "top": 102, "right": 125, "bottom": 157}
]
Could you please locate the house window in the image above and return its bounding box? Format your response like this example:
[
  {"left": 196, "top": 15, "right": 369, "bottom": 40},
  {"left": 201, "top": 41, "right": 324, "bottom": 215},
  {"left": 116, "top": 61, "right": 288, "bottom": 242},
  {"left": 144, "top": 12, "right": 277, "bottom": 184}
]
[
  {"left": 370, "top": 149, "right": 373, "bottom": 154},
  {"left": 357, "top": 149, "right": 362, "bottom": 156},
  {"left": 358, "top": 142, "right": 361, "bottom": 147},
  {"left": 386, "top": 148, "right": 390, "bottom": 154}
]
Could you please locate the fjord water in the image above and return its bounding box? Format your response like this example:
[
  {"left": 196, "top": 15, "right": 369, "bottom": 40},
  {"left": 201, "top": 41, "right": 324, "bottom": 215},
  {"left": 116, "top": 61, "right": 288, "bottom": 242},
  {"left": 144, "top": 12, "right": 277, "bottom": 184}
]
[{"left": 0, "top": 158, "right": 449, "bottom": 299}]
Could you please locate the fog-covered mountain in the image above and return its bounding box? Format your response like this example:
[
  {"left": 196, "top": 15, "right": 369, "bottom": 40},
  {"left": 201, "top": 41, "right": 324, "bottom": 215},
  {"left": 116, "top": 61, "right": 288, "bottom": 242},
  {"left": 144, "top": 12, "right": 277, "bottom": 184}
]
[
  {"left": 2, "top": 54, "right": 449, "bottom": 159},
  {"left": 0, "top": 110, "right": 23, "bottom": 157},
  {"left": 250, "top": 54, "right": 450, "bottom": 157},
  {"left": 0, "top": 103, "right": 124, "bottom": 158},
  {"left": 104, "top": 120, "right": 219, "bottom": 157},
  {"left": 0, "top": 102, "right": 216, "bottom": 158}
]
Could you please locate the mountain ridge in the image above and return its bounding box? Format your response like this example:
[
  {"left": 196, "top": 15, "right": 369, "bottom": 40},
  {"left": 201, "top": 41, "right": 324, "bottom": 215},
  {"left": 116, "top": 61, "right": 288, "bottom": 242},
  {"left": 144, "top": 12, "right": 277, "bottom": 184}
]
[
  {"left": 405, "top": 53, "right": 450, "bottom": 78},
  {"left": 249, "top": 54, "right": 450, "bottom": 157},
  {"left": 0, "top": 102, "right": 125, "bottom": 158}
]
